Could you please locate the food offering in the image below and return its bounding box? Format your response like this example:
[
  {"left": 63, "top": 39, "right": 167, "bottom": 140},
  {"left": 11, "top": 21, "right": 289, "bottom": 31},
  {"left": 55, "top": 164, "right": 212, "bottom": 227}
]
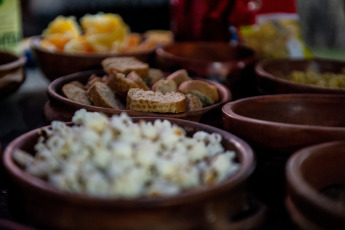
[
  {"left": 40, "top": 13, "right": 173, "bottom": 54},
  {"left": 13, "top": 109, "right": 240, "bottom": 198},
  {"left": 61, "top": 57, "right": 220, "bottom": 114},
  {"left": 285, "top": 68, "right": 345, "bottom": 90}
]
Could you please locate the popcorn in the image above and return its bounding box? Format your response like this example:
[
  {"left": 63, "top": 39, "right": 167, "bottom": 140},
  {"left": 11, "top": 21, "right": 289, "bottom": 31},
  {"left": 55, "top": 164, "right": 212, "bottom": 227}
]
[{"left": 13, "top": 109, "right": 239, "bottom": 198}]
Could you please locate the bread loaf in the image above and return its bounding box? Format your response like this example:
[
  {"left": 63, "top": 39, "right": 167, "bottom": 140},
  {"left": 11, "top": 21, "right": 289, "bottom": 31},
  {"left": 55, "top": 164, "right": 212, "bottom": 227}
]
[
  {"left": 102, "top": 57, "right": 149, "bottom": 79},
  {"left": 87, "top": 81, "right": 121, "bottom": 109},
  {"left": 62, "top": 81, "right": 91, "bottom": 105},
  {"left": 126, "top": 88, "right": 187, "bottom": 113},
  {"left": 178, "top": 80, "right": 219, "bottom": 106}
]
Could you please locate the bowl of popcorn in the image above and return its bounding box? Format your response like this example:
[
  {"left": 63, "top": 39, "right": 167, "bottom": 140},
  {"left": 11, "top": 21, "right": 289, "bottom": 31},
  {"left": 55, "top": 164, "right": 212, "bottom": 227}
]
[
  {"left": 44, "top": 56, "right": 232, "bottom": 124},
  {"left": 31, "top": 13, "right": 173, "bottom": 81},
  {"left": 255, "top": 58, "right": 345, "bottom": 95},
  {"left": 3, "top": 109, "right": 265, "bottom": 230}
]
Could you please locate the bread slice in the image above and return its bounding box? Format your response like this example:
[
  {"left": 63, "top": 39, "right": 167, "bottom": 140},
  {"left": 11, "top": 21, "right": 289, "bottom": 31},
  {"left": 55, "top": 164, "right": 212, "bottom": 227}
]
[
  {"left": 105, "top": 72, "right": 140, "bottom": 99},
  {"left": 146, "top": 68, "right": 164, "bottom": 87},
  {"left": 178, "top": 80, "right": 219, "bottom": 106},
  {"left": 101, "top": 57, "right": 149, "bottom": 79},
  {"left": 152, "top": 78, "right": 177, "bottom": 94},
  {"left": 127, "top": 71, "right": 150, "bottom": 91},
  {"left": 62, "top": 81, "right": 91, "bottom": 105},
  {"left": 126, "top": 88, "right": 187, "bottom": 113},
  {"left": 186, "top": 93, "right": 203, "bottom": 111},
  {"left": 87, "top": 81, "right": 121, "bottom": 109},
  {"left": 85, "top": 74, "right": 102, "bottom": 90},
  {"left": 166, "top": 69, "right": 191, "bottom": 87}
]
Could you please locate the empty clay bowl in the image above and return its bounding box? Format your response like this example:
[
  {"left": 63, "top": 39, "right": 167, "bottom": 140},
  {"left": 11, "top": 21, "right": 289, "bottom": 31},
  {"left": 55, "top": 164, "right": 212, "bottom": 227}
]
[
  {"left": 44, "top": 69, "right": 232, "bottom": 124},
  {"left": 255, "top": 58, "right": 345, "bottom": 95},
  {"left": 222, "top": 93, "right": 345, "bottom": 154},
  {"left": 0, "top": 51, "right": 26, "bottom": 98},
  {"left": 286, "top": 141, "right": 345, "bottom": 230},
  {"left": 30, "top": 36, "right": 155, "bottom": 81},
  {"left": 3, "top": 116, "right": 266, "bottom": 230},
  {"left": 155, "top": 41, "right": 257, "bottom": 99}
]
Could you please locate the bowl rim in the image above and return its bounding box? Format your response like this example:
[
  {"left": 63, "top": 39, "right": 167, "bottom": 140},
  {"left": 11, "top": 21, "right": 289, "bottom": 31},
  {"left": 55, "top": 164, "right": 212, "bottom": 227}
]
[
  {"left": 47, "top": 69, "right": 232, "bottom": 119},
  {"left": 255, "top": 58, "right": 345, "bottom": 94},
  {"left": 0, "top": 51, "right": 26, "bottom": 72},
  {"left": 3, "top": 117, "right": 255, "bottom": 207},
  {"left": 30, "top": 35, "right": 156, "bottom": 58},
  {"left": 222, "top": 93, "right": 345, "bottom": 131},
  {"left": 286, "top": 140, "right": 345, "bottom": 221},
  {"left": 156, "top": 41, "right": 257, "bottom": 65}
]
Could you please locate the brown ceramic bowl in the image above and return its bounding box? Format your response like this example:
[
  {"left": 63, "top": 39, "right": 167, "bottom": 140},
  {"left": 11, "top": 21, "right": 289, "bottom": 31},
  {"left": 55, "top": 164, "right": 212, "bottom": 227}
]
[
  {"left": 3, "top": 117, "right": 266, "bottom": 230},
  {"left": 44, "top": 69, "right": 232, "bottom": 124},
  {"left": 286, "top": 141, "right": 345, "bottom": 230},
  {"left": 222, "top": 94, "right": 345, "bottom": 154},
  {"left": 0, "top": 51, "right": 26, "bottom": 98},
  {"left": 155, "top": 41, "right": 258, "bottom": 99},
  {"left": 255, "top": 58, "right": 345, "bottom": 95},
  {"left": 30, "top": 36, "right": 155, "bottom": 81}
]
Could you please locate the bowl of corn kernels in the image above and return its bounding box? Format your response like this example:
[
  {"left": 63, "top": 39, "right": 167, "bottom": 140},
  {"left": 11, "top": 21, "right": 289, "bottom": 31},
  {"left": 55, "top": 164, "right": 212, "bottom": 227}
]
[
  {"left": 31, "top": 12, "right": 173, "bottom": 81},
  {"left": 255, "top": 58, "right": 345, "bottom": 95}
]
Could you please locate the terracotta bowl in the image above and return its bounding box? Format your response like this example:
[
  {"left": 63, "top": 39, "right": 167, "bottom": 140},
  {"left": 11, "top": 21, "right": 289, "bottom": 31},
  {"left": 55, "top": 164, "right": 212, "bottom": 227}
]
[
  {"left": 0, "top": 51, "right": 26, "bottom": 98},
  {"left": 44, "top": 69, "right": 232, "bottom": 124},
  {"left": 3, "top": 117, "right": 266, "bottom": 230},
  {"left": 286, "top": 141, "right": 345, "bottom": 230},
  {"left": 30, "top": 36, "right": 155, "bottom": 81},
  {"left": 255, "top": 58, "right": 345, "bottom": 95},
  {"left": 222, "top": 93, "right": 345, "bottom": 154},
  {"left": 155, "top": 41, "right": 258, "bottom": 99}
]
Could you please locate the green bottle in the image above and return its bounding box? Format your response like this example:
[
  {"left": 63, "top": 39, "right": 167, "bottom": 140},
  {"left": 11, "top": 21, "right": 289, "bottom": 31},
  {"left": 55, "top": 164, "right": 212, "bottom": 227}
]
[{"left": 0, "top": 0, "right": 22, "bottom": 54}]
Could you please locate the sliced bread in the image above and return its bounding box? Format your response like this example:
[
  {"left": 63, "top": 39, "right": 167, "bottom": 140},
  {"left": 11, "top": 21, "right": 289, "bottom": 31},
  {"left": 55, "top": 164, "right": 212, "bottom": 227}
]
[
  {"left": 62, "top": 81, "right": 91, "bottom": 105},
  {"left": 87, "top": 81, "right": 121, "bottom": 109},
  {"left": 166, "top": 69, "right": 191, "bottom": 87},
  {"left": 185, "top": 93, "right": 203, "bottom": 111},
  {"left": 152, "top": 78, "right": 177, "bottom": 94},
  {"left": 146, "top": 68, "right": 164, "bottom": 87},
  {"left": 178, "top": 80, "right": 219, "bottom": 106},
  {"left": 126, "top": 88, "right": 187, "bottom": 113},
  {"left": 127, "top": 71, "right": 150, "bottom": 91},
  {"left": 105, "top": 72, "right": 140, "bottom": 99},
  {"left": 101, "top": 56, "right": 149, "bottom": 79}
]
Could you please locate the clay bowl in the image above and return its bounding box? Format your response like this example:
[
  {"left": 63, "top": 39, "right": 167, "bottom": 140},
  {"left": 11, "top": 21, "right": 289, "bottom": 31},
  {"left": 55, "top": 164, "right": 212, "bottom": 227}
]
[
  {"left": 0, "top": 51, "right": 26, "bottom": 98},
  {"left": 44, "top": 69, "right": 232, "bottom": 124},
  {"left": 155, "top": 41, "right": 258, "bottom": 99},
  {"left": 3, "top": 116, "right": 266, "bottom": 230},
  {"left": 222, "top": 93, "right": 345, "bottom": 154},
  {"left": 30, "top": 36, "right": 155, "bottom": 81},
  {"left": 255, "top": 58, "right": 345, "bottom": 95},
  {"left": 286, "top": 141, "right": 345, "bottom": 230}
]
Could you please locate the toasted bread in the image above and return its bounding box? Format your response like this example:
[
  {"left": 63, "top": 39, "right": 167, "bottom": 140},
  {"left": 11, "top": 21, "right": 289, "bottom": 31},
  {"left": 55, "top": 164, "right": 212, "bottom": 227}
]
[
  {"left": 185, "top": 93, "right": 203, "bottom": 111},
  {"left": 102, "top": 57, "right": 149, "bottom": 79},
  {"left": 105, "top": 72, "right": 140, "bottom": 99},
  {"left": 62, "top": 81, "right": 91, "bottom": 105},
  {"left": 126, "top": 88, "right": 187, "bottom": 113},
  {"left": 166, "top": 69, "right": 191, "bottom": 87},
  {"left": 146, "top": 68, "right": 164, "bottom": 87},
  {"left": 87, "top": 81, "right": 121, "bottom": 109},
  {"left": 127, "top": 71, "right": 150, "bottom": 91},
  {"left": 178, "top": 80, "right": 219, "bottom": 106},
  {"left": 152, "top": 78, "right": 177, "bottom": 94}
]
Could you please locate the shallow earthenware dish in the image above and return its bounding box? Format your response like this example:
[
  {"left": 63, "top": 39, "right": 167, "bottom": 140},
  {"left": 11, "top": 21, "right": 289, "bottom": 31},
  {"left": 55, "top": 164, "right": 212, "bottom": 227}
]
[
  {"left": 155, "top": 41, "right": 258, "bottom": 99},
  {"left": 0, "top": 51, "right": 26, "bottom": 98},
  {"left": 255, "top": 58, "right": 345, "bottom": 95},
  {"left": 44, "top": 69, "right": 232, "bottom": 124},
  {"left": 30, "top": 36, "right": 155, "bottom": 81},
  {"left": 222, "top": 93, "right": 345, "bottom": 154},
  {"left": 286, "top": 141, "right": 345, "bottom": 230},
  {"left": 3, "top": 117, "right": 266, "bottom": 230}
]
